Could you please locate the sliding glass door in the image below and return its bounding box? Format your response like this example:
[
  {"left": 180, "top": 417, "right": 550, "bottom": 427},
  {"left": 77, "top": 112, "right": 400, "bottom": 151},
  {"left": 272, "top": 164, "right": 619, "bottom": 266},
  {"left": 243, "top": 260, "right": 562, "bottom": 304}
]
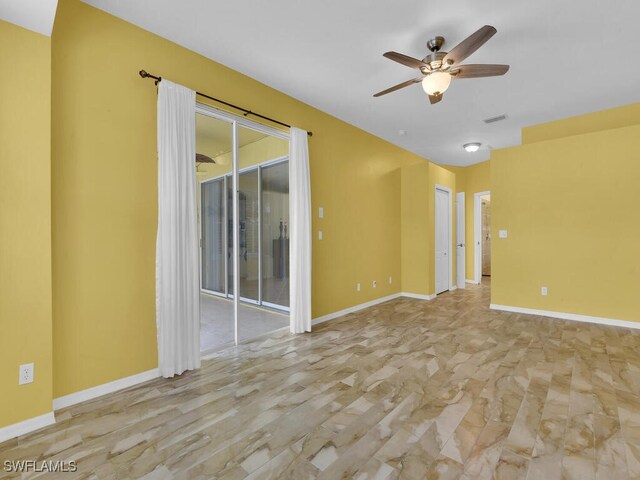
[{"left": 197, "top": 105, "right": 290, "bottom": 350}]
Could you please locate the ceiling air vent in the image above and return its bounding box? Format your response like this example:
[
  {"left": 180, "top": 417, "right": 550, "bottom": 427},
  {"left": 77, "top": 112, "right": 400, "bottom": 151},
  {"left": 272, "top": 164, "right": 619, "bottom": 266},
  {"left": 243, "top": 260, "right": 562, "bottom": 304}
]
[{"left": 483, "top": 114, "right": 508, "bottom": 124}]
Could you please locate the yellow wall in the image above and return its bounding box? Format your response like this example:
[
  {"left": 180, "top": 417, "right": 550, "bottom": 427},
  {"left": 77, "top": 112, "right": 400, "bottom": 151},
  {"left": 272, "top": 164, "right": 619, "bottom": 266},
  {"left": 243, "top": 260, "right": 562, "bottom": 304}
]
[
  {"left": 401, "top": 163, "right": 431, "bottom": 294},
  {"left": 523, "top": 103, "right": 640, "bottom": 144},
  {"left": 0, "top": 21, "right": 53, "bottom": 427},
  {"left": 51, "top": 0, "right": 425, "bottom": 398},
  {"left": 492, "top": 114, "right": 640, "bottom": 321}
]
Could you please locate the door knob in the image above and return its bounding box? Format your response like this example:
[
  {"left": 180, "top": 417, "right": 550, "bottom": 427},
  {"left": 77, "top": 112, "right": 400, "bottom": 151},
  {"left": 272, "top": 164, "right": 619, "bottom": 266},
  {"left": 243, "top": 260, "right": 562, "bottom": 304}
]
[{"left": 457, "top": 243, "right": 464, "bottom": 247}]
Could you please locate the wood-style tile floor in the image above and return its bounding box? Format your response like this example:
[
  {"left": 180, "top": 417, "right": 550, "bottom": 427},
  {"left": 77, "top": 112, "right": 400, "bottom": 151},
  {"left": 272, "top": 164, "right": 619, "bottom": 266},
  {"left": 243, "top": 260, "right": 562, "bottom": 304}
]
[{"left": 2, "top": 281, "right": 640, "bottom": 479}]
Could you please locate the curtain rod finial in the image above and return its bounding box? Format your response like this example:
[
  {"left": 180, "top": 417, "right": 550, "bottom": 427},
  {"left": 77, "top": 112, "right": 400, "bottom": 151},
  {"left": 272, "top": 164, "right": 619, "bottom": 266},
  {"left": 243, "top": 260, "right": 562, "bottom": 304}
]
[{"left": 139, "top": 70, "right": 148, "bottom": 78}]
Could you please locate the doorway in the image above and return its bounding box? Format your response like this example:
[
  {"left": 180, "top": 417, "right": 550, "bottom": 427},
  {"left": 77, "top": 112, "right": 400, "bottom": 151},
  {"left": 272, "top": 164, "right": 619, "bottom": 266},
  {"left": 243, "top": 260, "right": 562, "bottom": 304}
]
[
  {"left": 196, "top": 106, "right": 290, "bottom": 353},
  {"left": 455, "top": 192, "right": 465, "bottom": 289},
  {"left": 435, "top": 185, "right": 452, "bottom": 294},
  {"left": 474, "top": 191, "right": 491, "bottom": 284}
]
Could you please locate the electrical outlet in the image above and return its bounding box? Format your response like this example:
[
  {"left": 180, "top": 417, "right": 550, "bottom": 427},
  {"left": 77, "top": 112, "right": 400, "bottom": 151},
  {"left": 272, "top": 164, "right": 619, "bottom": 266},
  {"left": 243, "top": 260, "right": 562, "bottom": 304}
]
[
  {"left": 388, "top": 276, "right": 392, "bottom": 285},
  {"left": 541, "top": 286, "right": 548, "bottom": 296},
  {"left": 373, "top": 280, "right": 377, "bottom": 288},
  {"left": 356, "top": 283, "right": 361, "bottom": 292},
  {"left": 19, "top": 363, "right": 34, "bottom": 385},
  {"left": 318, "top": 231, "right": 323, "bottom": 240}
]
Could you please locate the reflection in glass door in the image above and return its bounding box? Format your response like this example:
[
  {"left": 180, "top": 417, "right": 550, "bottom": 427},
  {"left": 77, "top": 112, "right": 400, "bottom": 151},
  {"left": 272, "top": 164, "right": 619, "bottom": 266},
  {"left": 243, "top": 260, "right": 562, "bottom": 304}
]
[
  {"left": 239, "top": 170, "right": 259, "bottom": 303},
  {"left": 201, "top": 161, "right": 289, "bottom": 310},
  {"left": 227, "top": 179, "right": 234, "bottom": 296},
  {"left": 236, "top": 124, "right": 290, "bottom": 313},
  {"left": 261, "top": 162, "right": 290, "bottom": 309},
  {"left": 201, "top": 178, "right": 225, "bottom": 294}
]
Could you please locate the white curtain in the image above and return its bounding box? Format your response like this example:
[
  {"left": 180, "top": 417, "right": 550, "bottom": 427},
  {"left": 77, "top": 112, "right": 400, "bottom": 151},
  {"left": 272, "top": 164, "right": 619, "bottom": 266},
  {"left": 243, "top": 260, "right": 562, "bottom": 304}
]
[
  {"left": 156, "top": 80, "right": 200, "bottom": 377},
  {"left": 289, "top": 128, "right": 312, "bottom": 333}
]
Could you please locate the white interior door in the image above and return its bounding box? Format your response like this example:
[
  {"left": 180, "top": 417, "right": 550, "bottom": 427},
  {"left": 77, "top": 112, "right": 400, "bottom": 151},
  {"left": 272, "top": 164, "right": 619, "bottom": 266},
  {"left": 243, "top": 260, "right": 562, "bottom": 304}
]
[
  {"left": 456, "top": 192, "right": 465, "bottom": 289},
  {"left": 435, "top": 188, "right": 450, "bottom": 294}
]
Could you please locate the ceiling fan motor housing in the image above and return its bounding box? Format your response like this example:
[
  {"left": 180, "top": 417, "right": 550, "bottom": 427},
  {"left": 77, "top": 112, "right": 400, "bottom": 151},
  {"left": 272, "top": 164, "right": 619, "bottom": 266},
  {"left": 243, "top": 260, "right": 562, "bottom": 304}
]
[
  {"left": 421, "top": 51, "right": 447, "bottom": 73},
  {"left": 427, "top": 36, "right": 445, "bottom": 52}
]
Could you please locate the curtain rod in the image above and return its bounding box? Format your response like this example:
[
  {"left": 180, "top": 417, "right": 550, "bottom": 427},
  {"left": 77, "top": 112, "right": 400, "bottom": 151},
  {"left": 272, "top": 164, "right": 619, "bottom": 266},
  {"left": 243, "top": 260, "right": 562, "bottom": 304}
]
[{"left": 139, "top": 70, "right": 312, "bottom": 137}]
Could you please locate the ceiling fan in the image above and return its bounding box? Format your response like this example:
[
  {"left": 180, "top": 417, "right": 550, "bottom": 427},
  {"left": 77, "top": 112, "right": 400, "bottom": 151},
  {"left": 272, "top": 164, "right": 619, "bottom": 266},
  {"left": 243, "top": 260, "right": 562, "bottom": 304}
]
[{"left": 374, "top": 25, "right": 509, "bottom": 104}]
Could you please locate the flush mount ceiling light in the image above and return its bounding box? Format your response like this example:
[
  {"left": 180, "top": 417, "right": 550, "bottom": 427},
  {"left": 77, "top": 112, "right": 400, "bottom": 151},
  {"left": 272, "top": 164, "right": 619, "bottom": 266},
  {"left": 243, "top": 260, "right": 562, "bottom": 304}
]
[{"left": 463, "top": 142, "right": 481, "bottom": 152}]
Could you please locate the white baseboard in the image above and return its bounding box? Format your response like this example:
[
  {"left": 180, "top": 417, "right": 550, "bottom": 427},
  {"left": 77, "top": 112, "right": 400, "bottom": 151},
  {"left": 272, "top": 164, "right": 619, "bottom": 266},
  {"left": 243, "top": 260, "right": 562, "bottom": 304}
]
[
  {"left": 53, "top": 368, "right": 160, "bottom": 411},
  {"left": 313, "top": 291, "right": 438, "bottom": 326},
  {"left": 490, "top": 304, "right": 640, "bottom": 330},
  {"left": 466, "top": 279, "right": 478, "bottom": 284},
  {"left": 313, "top": 293, "right": 402, "bottom": 325},
  {"left": 400, "top": 292, "right": 437, "bottom": 301},
  {"left": 0, "top": 412, "right": 55, "bottom": 444}
]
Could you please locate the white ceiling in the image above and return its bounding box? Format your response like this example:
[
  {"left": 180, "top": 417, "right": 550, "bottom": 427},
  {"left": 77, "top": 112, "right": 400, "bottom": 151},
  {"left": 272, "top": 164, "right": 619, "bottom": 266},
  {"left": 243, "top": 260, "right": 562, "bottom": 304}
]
[
  {"left": 83, "top": 0, "right": 640, "bottom": 166},
  {"left": 0, "top": 0, "right": 58, "bottom": 36}
]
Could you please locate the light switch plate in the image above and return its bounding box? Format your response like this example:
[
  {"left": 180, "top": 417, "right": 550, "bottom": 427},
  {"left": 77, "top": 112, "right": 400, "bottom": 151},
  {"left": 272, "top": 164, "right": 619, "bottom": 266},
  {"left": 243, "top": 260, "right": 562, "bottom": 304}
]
[
  {"left": 319, "top": 207, "right": 324, "bottom": 219},
  {"left": 499, "top": 230, "right": 508, "bottom": 238}
]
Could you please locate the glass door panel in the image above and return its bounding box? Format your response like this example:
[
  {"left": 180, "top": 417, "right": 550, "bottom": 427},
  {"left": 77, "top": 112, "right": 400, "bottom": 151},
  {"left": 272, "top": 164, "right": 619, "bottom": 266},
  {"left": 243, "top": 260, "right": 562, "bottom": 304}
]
[
  {"left": 196, "top": 112, "right": 235, "bottom": 352},
  {"left": 237, "top": 125, "right": 289, "bottom": 343},
  {"left": 261, "top": 161, "right": 290, "bottom": 308},
  {"left": 197, "top": 112, "right": 233, "bottom": 298},
  {"left": 201, "top": 179, "right": 225, "bottom": 293},
  {"left": 227, "top": 177, "right": 234, "bottom": 296},
  {"left": 239, "top": 169, "right": 259, "bottom": 302}
]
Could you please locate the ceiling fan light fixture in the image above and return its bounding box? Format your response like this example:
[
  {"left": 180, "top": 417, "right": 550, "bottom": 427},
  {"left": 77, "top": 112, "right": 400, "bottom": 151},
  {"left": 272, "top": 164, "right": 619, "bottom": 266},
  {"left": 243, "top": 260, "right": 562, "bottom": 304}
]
[
  {"left": 463, "top": 142, "right": 482, "bottom": 153},
  {"left": 421, "top": 72, "right": 451, "bottom": 96}
]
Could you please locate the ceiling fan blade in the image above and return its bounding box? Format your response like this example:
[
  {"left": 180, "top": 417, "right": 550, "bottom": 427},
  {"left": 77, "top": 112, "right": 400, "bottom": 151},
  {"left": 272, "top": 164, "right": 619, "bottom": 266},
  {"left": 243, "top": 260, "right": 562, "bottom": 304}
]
[
  {"left": 451, "top": 64, "right": 509, "bottom": 78},
  {"left": 373, "top": 77, "right": 423, "bottom": 97},
  {"left": 383, "top": 51, "right": 428, "bottom": 70},
  {"left": 196, "top": 152, "right": 216, "bottom": 164},
  {"left": 429, "top": 94, "right": 443, "bottom": 105},
  {"left": 443, "top": 25, "right": 497, "bottom": 67}
]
